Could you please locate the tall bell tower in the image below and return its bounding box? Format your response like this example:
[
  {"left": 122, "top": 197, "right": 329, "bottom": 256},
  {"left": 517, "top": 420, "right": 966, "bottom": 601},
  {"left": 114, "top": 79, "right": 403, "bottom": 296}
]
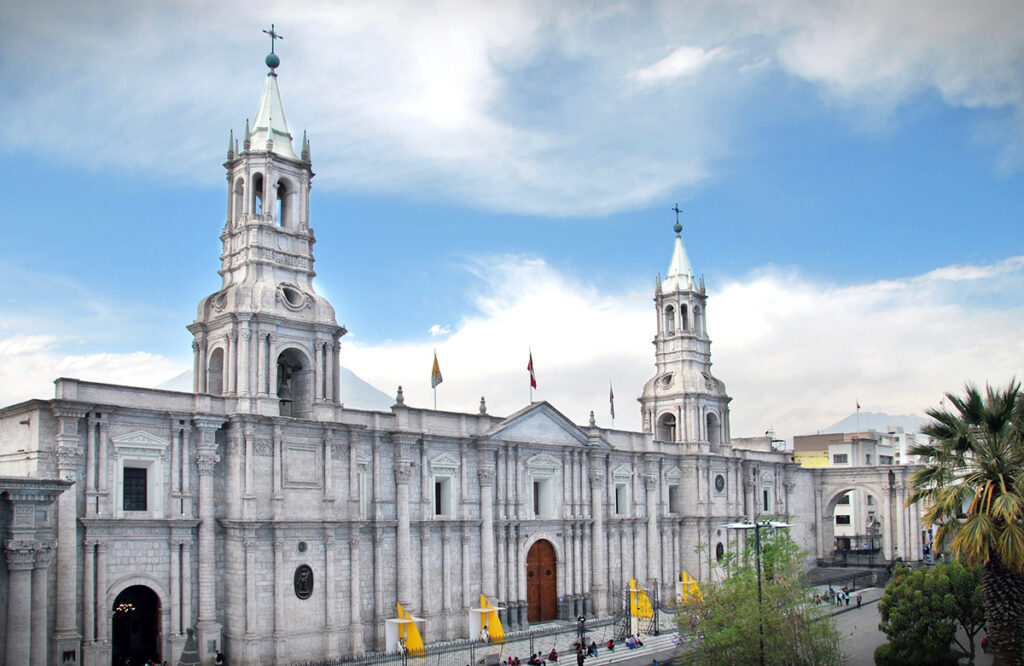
[
  {"left": 188, "top": 41, "right": 346, "bottom": 418},
  {"left": 638, "top": 211, "right": 731, "bottom": 447}
]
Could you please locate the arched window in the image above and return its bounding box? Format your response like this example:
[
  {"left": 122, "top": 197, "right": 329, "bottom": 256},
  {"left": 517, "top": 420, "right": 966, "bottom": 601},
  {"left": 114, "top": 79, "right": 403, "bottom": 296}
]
[
  {"left": 657, "top": 413, "right": 677, "bottom": 442},
  {"left": 664, "top": 305, "right": 675, "bottom": 334},
  {"left": 252, "top": 173, "right": 265, "bottom": 216},
  {"left": 681, "top": 304, "right": 689, "bottom": 331},
  {"left": 233, "top": 177, "right": 244, "bottom": 222}
]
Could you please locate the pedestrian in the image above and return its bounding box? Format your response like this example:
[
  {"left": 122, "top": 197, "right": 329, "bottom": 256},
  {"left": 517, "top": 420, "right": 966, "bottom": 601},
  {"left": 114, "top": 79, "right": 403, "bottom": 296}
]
[
  {"left": 845, "top": 591, "right": 850, "bottom": 606},
  {"left": 856, "top": 593, "right": 862, "bottom": 608},
  {"left": 549, "top": 647, "right": 558, "bottom": 662},
  {"left": 576, "top": 647, "right": 585, "bottom": 666},
  {"left": 215, "top": 649, "right": 226, "bottom": 665},
  {"left": 577, "top": 614, "right": 587, "bottom": 639}
]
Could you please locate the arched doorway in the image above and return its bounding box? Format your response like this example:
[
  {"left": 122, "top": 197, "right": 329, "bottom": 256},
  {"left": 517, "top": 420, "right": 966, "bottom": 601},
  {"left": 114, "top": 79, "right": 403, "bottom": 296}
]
[
  {"left": 526, "top": 540, "right": 557, "bottom": 623},
  {"left": 112, "top": 585, "right": 161, "bottom": 666}
]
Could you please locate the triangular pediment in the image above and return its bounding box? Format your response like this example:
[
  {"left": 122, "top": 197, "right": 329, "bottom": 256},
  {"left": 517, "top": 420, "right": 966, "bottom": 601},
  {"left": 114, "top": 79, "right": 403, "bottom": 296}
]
[
  {"left": 429, "top": 452, "right": 461, "bottom": 471},
  {"left": 110, "top": 430, "right": 169, "bottom": 449},
  {"left": 487, "top": 402, "right": 592, "bottom": 447}
]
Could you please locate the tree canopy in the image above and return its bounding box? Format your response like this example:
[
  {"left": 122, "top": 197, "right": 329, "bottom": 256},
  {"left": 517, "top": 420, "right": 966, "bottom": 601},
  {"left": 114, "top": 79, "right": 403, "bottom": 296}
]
[{"left": 679, "top": 527, "right": 843, "bottom": 665}]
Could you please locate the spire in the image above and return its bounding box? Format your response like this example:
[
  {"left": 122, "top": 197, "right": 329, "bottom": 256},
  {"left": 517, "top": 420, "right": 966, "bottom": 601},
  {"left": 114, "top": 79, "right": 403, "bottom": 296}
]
[
  {"left": 243, "top": 118, "right": 251, "bottom": 151},
  {"left": 227, "top": 129, "right": 235, "bottom": 160},
  {"left": 247, "top": 48, "right": 299, "bottom": 160},
  {"left": 301, "top": 130, "right": 310, "bottom": 162},
  {"left": 662, "top": 205, "right": 694, "bottom": 292}
]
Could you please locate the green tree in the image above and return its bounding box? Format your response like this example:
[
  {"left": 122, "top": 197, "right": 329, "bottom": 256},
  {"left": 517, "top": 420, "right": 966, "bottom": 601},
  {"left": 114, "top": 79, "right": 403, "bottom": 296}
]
[
  {"left": 877, "top": 561, "right": 985, "bottom": 664},
  {"left": 680, "top": 527, "right": 842, "bottom": 665},
  {"left": 908, "top": 381, "right": 1024, "bottom": 666}
]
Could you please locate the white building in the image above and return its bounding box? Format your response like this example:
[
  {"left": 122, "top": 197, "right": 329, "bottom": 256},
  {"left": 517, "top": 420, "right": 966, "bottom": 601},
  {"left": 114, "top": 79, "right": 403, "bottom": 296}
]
[{"left": 0, "top": 49, "right": 924, "bottom": 666}]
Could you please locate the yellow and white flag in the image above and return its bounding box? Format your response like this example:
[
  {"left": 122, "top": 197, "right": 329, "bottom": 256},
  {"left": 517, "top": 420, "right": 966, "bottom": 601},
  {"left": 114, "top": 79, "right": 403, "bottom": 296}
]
[{"left": 431, "top": 351, "right": 443, "bottom": 388}]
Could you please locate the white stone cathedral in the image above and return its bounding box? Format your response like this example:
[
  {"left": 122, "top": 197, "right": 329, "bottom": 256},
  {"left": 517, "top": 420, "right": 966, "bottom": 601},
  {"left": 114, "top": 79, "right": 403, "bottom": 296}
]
[{"left": 0, "top": 49, "right": 926, "bottom": 666}]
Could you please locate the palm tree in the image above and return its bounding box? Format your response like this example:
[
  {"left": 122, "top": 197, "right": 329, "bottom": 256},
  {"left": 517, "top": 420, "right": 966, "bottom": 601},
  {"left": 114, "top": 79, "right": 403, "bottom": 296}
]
[{"left": 907, "top": 380, "right": 1024, "bottom": 666}]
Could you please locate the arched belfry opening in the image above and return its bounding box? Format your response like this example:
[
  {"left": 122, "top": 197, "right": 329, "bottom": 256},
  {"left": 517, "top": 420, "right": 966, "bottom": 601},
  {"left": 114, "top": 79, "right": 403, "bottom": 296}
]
[
  {"left": 706, "top": 412, "right": 720, "bottom": 446},
  {"left": 526, "top": 540, "right": 558, "bottom": 623},
  {"left": 277, "top": 347, "right": 311, "bottom": 417},
  {"left": 664, "top": 305, "right": 675, "bottom": 334},
  {"left": 112, "top": 585, "right": 161, "bottom": 666},
  {"left": 276, "top": 179, "right": 291, "bottom": 227},
  {"left": 253, "top": 172, "right": 265, "bottom": 215},
  {"left": 657, "top": 413, "right": 677, "bottom": 442},
  {"left": 681, "top": 304, "right": 689, "bottom": 331},
  {"left": 233, "top": 177, "right": 245, "bottom": 222},
  {"left": 207, "top": 347, "right": 224, "bottom": 395}
]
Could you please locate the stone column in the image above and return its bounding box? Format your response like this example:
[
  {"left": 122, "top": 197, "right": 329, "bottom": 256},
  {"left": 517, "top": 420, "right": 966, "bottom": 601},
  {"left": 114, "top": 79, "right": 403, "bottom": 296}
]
[
  {"left": 193, "top": 416, "right": 225, "bottom": 660},
  {"left": 5, "top": 542, "right": 35, "bottom": 666},
  {"left": 54, "top": 407, "right": 86, "bottom": 661},
  {"left": 193, "top": 340, "right": 202, "bottom": 392},
  {"left": 256, "top": 332, "right": 268, "bottom": 396},
  {"left": 226, "top": 332, "right": 236, "bottom": 394},
  {"left": 237, "top": 319, "right": 251, "bottom": 396},
  {"left": 84, "top": 540, "right": 96, "bottom": 643},
  {"left": 169, "top": 539, "right": 181, "bottom": 637},
  {"left": 478, "top": 467, "right": 496, "bottom": 599},
  {"left": 273, "top": 537, "right": 286, "bottom": 663},
  {"left": 314, "top": 339, "right": 325, "bottom": 401},
  {"left": 332, "top": 339, "right": 342, "bottom": 402},
  {"left": 588, "top": 469, "right": 607, "bottom": 615},
  {"left": 325, "top": 531, "right": 339, "bottom": 658},
  {"left": 350, "top": 533, "right": 365, "bottom": 656},
  {"left": 644, "top": 472, "right": 660, "bottom": 588},
  {"left": 199, "top": 340, "right": 208, "bottom": 393},
  {"left": 441, "top": 523, "right": 452, "bottom": 630},
  {"left": 394, "top": 461, "right": 413, "bottom": 606},
  {"left": 32, "top": 543, "right": 53, "bottom": 666},
  {"left": 96, "top": 543, "right": 109, "bottom": 644},
  {"left": 243, "top": 537, "right": 256, "bottom": 637}
]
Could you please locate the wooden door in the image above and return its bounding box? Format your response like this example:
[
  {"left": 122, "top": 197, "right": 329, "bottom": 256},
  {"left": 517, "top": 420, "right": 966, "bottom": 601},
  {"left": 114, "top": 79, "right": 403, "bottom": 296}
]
[{"left": 526, "top": 540, "right": 558, "bottom": 622}]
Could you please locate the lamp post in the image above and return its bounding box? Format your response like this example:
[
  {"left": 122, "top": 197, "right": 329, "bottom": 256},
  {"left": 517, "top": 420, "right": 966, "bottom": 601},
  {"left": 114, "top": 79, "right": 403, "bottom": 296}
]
[{"left": 723, "top": 520, "right": 792, "bottom": 666}]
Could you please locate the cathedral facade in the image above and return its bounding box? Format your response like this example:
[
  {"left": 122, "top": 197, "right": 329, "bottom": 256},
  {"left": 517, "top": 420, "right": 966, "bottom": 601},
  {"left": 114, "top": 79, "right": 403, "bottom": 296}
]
[{"left": 0, "top": 50, "right": 925, "bottom": 666}]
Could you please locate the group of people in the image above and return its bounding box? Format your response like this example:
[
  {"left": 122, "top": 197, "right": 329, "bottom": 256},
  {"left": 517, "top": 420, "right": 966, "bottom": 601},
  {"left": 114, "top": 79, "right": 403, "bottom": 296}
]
[{"left": 813, "top": 586, "right": 861, "bottom": 608}]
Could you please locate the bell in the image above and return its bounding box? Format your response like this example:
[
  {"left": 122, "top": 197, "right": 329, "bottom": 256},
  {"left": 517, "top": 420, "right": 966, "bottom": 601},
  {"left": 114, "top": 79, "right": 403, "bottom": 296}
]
[{"left": 278, "top": 380, "right": 293, "bottom": 402}]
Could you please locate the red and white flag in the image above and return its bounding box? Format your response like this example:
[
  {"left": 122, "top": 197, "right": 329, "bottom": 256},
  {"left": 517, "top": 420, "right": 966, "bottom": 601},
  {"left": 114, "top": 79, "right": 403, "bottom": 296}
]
[
  {"left": 527, "top": 351, "right": 537, "bottom": 389},
  {"left": 856, "top": 400, "right": 861, "bottom": 411}
]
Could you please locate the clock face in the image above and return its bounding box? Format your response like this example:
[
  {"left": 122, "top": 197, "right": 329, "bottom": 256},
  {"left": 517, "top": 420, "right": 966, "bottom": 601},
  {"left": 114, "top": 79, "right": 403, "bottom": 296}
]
[{"left": 714, "top": 474, "right": 725, "bottom": 492}]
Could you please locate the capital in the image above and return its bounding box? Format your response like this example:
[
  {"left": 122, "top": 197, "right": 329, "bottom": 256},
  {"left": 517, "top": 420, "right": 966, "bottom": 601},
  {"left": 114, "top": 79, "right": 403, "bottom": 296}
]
[
  {"left": 477, "top": 467, "right": 496, "bottom": 487},
  {"left": 393, "top": 462, "right": 413, "bottom": 484},
  {"left": 349, "top": 534, "right": 363, "bottom": 548},
  {"left": 5, "top": 541, "right": 37, "bottom": 571},
  {"left": 34, "top": 542, "right": 55, "bottom": 568},
  {"left": 589, "top": 472, "right": 605, "bottom": 487},
  {"left": 195, "top": 452, "right": 220, "bottom": 475}
]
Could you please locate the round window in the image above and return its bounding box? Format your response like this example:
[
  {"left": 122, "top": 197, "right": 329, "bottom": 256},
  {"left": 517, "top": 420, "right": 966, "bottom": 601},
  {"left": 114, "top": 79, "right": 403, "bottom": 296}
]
[
  {"left": 282, "top": 286, "right": 304, "bottom": 307},
  {"left": 715, "top": 474, "right": 725, "bottom": 492},
  {"left": 297, "top": 541, "right": 308, "bottom": 553}
]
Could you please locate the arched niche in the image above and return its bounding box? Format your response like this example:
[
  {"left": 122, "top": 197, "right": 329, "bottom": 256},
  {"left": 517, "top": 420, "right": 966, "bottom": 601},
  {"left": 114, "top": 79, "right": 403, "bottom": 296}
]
[
  {"left": 207, "top": 347, "right": 225, "bottom": 396},
  {"left": 657, "top": 412, "right": 677, "bottom": 443},
  {"left": 277, "top": 347, "right": 312, "bottom": 418}
]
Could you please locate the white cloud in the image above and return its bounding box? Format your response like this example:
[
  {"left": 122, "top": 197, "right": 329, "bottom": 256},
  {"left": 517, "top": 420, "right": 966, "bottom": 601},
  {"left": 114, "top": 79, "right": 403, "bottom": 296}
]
[
  {"left": 1, "top": 1, "right": 1022, "bottom": 215},
  {"left": 343, "top": 254, "right": 1024, "bottom": 438},
  {"left": 429, "top": 324, "right": 451, "bottom": 336},
  {"left": 0, "top": 335, "right": 185, "bottom": 406},
  {"left": 630, "top": 45, "right": 723, "bottom": 87}
]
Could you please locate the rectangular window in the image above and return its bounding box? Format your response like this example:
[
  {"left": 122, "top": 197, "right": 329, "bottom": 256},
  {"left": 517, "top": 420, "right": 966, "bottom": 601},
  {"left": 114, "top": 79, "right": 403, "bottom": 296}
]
[
  {"left": 359, "top": 470, "right": 371, "bottom": 519},
  {"left": 865, "top": 454, "right": 872, "bottom": 465},
  {"left": 668, "top": 485, "right": 680, "bottom": 514},
  {"left": 880, "top": 456, "right": 893, "bottom": 465},
  {"left": 434, "top": 477, "right": 452, "bottom": 517},
  {"left": 866, "top": 495, "right": 874, "bottom": 506},
  {"left": 615, "top": 483, "right": 628, "bottom": 515},
  {"left": 835, "top": 515, "right": 851, "bottom": 525},
  {"left": 533, "top": 481, "right": 541, "bottom": 517},
  {"left": 832, "top": 454, "right": 849, "bottom": 464},
  {"left": 123, "top": 467, "right": 147, "bottom": 511},
  {"left": 762, "top": 489, "right": 770, "bottom": 512},
  {"left": 836, "top": 493, "right": 850, "bottom": 505}
]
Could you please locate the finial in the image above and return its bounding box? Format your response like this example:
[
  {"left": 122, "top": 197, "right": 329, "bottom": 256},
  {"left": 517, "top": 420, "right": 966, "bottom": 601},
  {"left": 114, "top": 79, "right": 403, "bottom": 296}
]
[
  {"left": 672, "top": 203, "right": 683, "bottom": 235},
  {"left": 301, "top": 130, "right": 310, "bottom": 162},
  {"left": 395, "top": 386, "right": 405, "bottom": 406},
  {"left": 479, "top": 396, "right": 487, "bottom": 414},
  {"left": 243, "top": 118, "right": 251, "bottom": 150},
  {"left": 700, "top": 274, "right": 705, "bottom": 293},
  {"left": 227, "top": 129, "right": 235, "bottom": 160},
  {"left": 589, "top": 411, "right": 596, "bottom": 427},
  {"left": 263, "top": 24, "right": 283, "bottom": 71}
]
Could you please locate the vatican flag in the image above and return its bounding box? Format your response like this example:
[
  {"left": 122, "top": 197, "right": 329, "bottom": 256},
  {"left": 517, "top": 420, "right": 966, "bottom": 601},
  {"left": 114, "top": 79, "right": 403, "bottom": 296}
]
[
  {"left": 431, "top": 351, "right": 443, "bottom": 388},
  {"left": 680, "top": 570, "right": 703, "bottom": 602},
  {"left": 629, "top": 577, "right": 653, "bottom": 618}
]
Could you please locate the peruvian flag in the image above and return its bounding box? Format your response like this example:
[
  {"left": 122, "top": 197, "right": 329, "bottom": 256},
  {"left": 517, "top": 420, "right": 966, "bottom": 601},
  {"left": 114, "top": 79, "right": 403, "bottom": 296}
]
[{"left": 527, "top": 351, "right": 537, "bottom": 389}]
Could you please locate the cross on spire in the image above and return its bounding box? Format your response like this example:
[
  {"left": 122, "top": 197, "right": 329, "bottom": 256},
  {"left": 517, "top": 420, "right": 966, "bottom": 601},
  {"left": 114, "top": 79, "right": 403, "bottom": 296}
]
[
  {"left": 263, "top": 24, "right": 284, "bottom": 53},
  {"left": 671, "top": 204, "right": 683, "bottom": 235}
]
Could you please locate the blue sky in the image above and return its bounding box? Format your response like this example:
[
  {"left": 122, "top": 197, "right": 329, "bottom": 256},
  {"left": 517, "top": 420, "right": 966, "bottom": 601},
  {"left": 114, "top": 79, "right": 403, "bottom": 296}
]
[{"left": 2, "top": 0, "right": 1023, "bottom": 437}]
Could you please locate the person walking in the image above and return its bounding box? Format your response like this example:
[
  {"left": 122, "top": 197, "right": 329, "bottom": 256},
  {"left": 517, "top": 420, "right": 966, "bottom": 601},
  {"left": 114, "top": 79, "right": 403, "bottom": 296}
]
[{"left": 576, "top": 648, "right": 585, "bottom": 666}]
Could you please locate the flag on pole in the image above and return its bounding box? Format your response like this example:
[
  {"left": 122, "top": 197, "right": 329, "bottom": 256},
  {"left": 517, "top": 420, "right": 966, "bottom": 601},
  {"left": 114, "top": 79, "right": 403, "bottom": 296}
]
[
  {"left": 527, "top": 351, "right": 537, "bottom": 389},
  {"left": 856, "top": 400, "right": 860, "bottom": 410},
  {"left": 431, "top": 351, "right": 443, "bottom": 388},
  {"left": 609, "top": 382, "right": 615, "bottom": 419}
]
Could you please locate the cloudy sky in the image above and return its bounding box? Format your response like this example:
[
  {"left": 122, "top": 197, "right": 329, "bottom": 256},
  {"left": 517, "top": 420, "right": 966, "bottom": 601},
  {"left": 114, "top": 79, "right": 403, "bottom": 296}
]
[{"left": 1, "top": 0, "right": 1022, "bottom": 438}]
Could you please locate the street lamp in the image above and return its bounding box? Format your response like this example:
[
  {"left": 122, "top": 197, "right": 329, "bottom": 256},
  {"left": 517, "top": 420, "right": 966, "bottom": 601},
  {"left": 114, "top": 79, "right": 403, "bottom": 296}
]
[{"left": 722, "top": 520, "right": 792, "bottom": 666}]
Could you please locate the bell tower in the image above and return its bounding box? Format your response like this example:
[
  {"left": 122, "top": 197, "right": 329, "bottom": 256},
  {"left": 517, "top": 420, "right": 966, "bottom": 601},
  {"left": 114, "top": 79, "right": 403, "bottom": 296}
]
[
  {"left": 638, "top": 210, "right": 730, "bottom": 447},
  {"left": 188, "top": 42, "right": 346, "bottom": 418}
]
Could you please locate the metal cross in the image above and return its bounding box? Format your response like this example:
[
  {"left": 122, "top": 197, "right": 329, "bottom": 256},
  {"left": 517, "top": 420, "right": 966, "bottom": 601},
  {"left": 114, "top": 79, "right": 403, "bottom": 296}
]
[
  {"left": 263, "top": 24, "right": 284, "bottom": 53},
  {"left": 672, "top": 204, "right": 682, "bottom": 224}
]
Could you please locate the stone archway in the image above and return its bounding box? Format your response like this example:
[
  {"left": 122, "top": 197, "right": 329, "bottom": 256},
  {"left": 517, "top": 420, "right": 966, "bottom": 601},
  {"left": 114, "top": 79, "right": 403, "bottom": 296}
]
[
  {"left": 112, "top": 584, "right": 161, "bottom": 666},
  {"left": 526, "top": 539, "right": 558, "bottom": 623}
]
